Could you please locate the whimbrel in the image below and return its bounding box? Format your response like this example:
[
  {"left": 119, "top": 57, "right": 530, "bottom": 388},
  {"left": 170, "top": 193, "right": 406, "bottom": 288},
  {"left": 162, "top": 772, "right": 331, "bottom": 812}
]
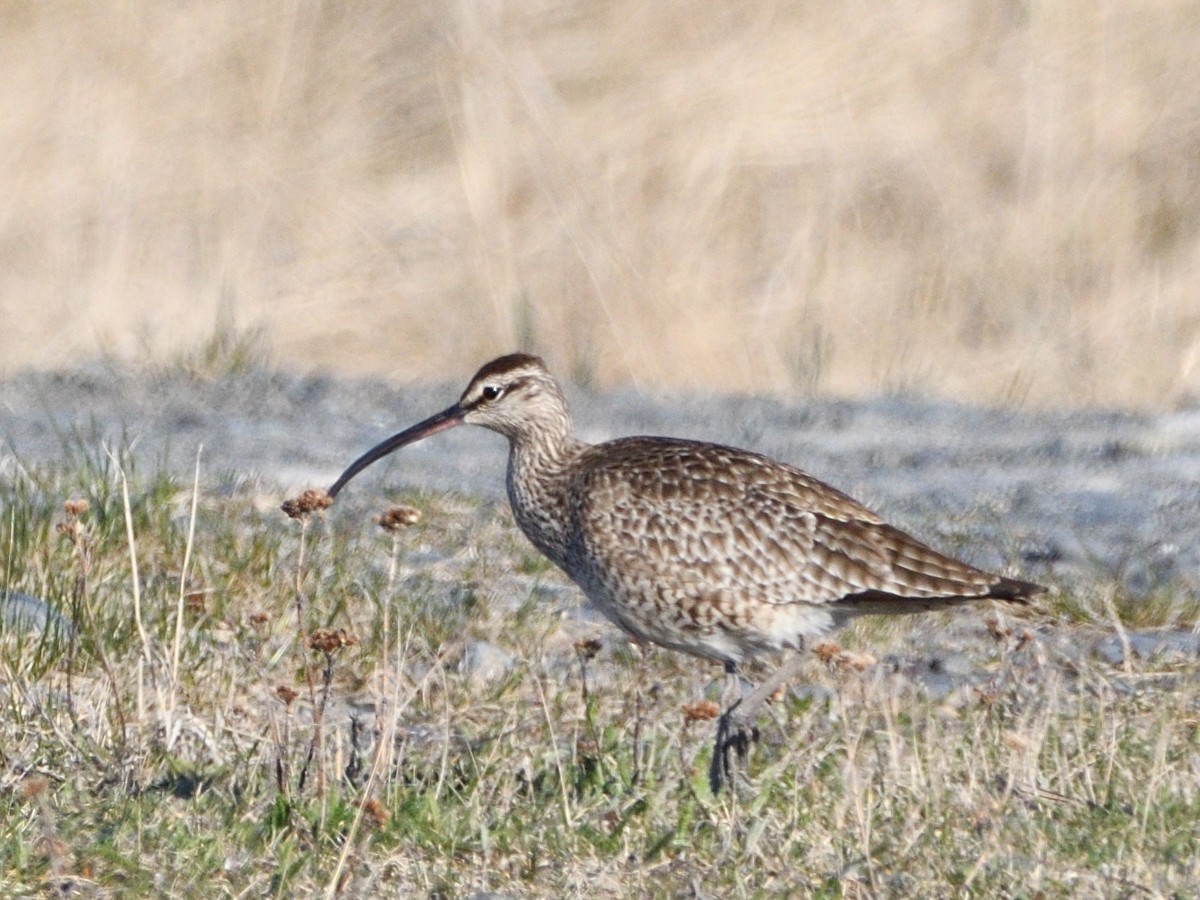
[{"left": 326, "top": 353, "right": 1044, "bottom": 791}]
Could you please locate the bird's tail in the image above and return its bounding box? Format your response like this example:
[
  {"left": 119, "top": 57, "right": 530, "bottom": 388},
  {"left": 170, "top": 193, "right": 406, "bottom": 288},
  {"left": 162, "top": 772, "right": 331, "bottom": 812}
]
[{"left": 831, "top": 576, "right": 1045, "bottom": 621}]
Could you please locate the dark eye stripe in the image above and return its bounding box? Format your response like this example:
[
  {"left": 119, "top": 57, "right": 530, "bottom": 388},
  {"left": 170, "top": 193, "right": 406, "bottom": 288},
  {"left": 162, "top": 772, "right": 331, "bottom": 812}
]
[{"left": 464, "top": 375, "right": 531, "bottom": 410}]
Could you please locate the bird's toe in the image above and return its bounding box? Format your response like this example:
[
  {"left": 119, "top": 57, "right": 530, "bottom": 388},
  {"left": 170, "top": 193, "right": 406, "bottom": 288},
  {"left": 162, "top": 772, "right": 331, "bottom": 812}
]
[{"left": 708, "top": 703, "right": 761, "bottom": 794}]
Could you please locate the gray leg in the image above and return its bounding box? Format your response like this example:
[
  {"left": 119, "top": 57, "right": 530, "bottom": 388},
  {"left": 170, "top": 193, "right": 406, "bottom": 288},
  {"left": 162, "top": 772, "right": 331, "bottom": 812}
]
[
  {"left": 719, "top": 658, "right": 743, "bottom": 710},
  {"left": 709, "top": 651, "right": 809, "bottom": 794},
  {"left": 709, "top": 659, "right": 756, "bottom": 794}
]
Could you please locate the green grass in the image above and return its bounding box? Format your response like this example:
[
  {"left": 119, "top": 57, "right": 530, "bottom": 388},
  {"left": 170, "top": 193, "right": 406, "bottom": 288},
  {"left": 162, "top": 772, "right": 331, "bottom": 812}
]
[{"left": 1, "top": 448, "right": 1198, "bottom": 897}]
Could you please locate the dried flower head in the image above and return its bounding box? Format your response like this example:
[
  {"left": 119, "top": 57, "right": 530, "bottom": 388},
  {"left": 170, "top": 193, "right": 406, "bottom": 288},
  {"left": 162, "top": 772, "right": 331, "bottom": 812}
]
[
  {"left": 281, "top": 489, "right": 333, "bottom": 520},
  {"left": 682, "top": 700, "right": 720, "bottom": 724},
  {"left": 572, "top": 638, "right": 603, "bottom": 662},
  {"left": 812, "top": 640, "right": 874, "bottom": 672},
  {"left": 813, "top": 640, "right": 843, "bottom": 664},
  {"left": 376, "top": 505, "right": 421, "bottom": 533},
  {"left": 42, "top": 836, "right": 70, "bottom": 865},
  {"left": 55, "top": 511, "right": 90, "bottom": 546},
  {"left": 275, "top": 685, "right": 299, "bottom": 706},
  {"left": 985, "top": 616, "right": 1013, "bottom": 642},
  {"left": 309, "top": 628, "right": 360, "bottom": 654},
  {"left": 975, "top": 686, "right": 1001, "bottom": 707},
  {"left": 836, "top": 650, "right": 876, "bottom": 672},
  {"left": 362, "top": 798, "right": 389, "bottom": 829},
  {"left": 19, "top": 775, "right": 50, "bottom": 802},
  {"left": 63, "top": 499, "right": 90, "bottom": 517},
  {"left": 379, "top": 504, "right": 427, "bottom": 532},
  {"left": 575, "top": 735, "right": 600, "bottom": 757}
]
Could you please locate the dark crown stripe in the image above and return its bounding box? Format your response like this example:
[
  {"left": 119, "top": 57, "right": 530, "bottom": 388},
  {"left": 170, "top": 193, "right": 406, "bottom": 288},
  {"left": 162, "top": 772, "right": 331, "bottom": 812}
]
[{"left": 472, "top": 353, "right": 544, "bottom": 383}]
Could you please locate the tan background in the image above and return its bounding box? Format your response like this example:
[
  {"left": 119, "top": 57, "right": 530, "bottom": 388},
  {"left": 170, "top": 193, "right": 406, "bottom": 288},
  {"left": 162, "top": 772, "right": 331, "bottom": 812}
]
[{"left": 1, "top": 1, "right": 1197, "bottom": 408}]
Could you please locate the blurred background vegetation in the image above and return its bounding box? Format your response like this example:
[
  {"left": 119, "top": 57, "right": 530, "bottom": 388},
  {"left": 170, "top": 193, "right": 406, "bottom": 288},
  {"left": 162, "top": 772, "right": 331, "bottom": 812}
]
[{"left": 1, "top": 0, "right": 1197, "bottom": 408}]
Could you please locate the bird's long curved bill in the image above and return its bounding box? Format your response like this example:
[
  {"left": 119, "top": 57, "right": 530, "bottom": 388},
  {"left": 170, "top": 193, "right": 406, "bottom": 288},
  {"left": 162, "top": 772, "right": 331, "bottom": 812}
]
[{"left": 327, "top": 404, "right": 464, "bottom": 498}]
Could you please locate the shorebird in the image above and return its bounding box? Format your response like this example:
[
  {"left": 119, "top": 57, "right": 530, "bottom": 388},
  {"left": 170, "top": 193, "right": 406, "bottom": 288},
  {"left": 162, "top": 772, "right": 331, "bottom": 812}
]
[{"left": 326, "top": 353, "right": 1044, "bottom": 791}]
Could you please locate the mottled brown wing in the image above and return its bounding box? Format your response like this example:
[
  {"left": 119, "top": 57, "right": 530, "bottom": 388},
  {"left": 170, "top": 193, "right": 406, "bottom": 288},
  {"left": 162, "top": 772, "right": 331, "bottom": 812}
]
[{"left": 570, "top": 437, "right": 1024, "bottom": 609}]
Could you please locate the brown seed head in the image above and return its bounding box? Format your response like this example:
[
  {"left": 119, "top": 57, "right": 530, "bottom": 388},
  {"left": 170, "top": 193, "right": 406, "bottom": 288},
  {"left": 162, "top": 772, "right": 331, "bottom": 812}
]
[
  {"left": 362, "top": 798, "right": 389, "bottom": 829},
  {"left": 376, "top": 505, "right": 421, "bottom": 533},
  {"left": 975, "top": 688, "right": 998, "bottom": 706},
  {"left": 19, "top": 775, "right": 49, "bottom": 802},
  {"left": 813, "top": 640, "right": 874, "bottom": 672},
  {"left": 576, "top": 735, "right": 600, "bottom": 757},
  {"left": 42, "top": 836, "right": 70, "bottom": 865},
  {"left": 572, "top": 638, "right": 603, "bottom": 661},
  {"left": 275, "top": 685, "right": 299, "bottom": 706},
  {"left": 63, "top": 499, "right": 90, "bottom": 517},
  {"left": 836, "top": 650, "right": 877, "bottom": 672},
  {"left": 281, "top": 489, "right": 334, "bottom": 520},
  {"left": 682, "top": 700, "right": 720, "bottom": 724},
  {"left": 309, "top": 628, "right": 360, "bottom": 654},
  {"left": 813, "top": 640, "right": 843, "bottom": 664},
  {"left": 985, "top": 616, "right": 1013, "bottom": 642}
]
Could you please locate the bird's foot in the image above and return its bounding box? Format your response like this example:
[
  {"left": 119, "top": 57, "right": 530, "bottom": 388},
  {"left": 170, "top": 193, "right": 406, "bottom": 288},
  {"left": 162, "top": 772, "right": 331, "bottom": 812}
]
[{"left": 708, "top": 700, "right": 760, "bottom": 795}]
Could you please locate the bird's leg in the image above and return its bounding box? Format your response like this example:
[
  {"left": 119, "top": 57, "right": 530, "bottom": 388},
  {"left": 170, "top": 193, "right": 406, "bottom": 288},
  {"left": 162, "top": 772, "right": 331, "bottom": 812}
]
[
  {"left": 720, "top": 658, "right": 743, "bottom": 711},
  {"left": 709, "top": 659, "right": 758, "bottom": 794},
  {"left": 709, "top": 650, "right": 810, "bottom": 794},
  {"left": 631, "top": 640, "right": 649, "bottom": 785}
]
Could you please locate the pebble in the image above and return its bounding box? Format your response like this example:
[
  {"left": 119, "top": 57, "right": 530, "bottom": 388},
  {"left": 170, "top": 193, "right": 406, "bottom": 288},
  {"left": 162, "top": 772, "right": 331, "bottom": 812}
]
[
  {"left": 461, "top": 640, "right": 516, "bottom": 687},
  {"left": 1093, "top": 630, "right": 1200, "bottom": 667},
  {"left": 0, "top": 590, "right": 75, "bottom": 639}
]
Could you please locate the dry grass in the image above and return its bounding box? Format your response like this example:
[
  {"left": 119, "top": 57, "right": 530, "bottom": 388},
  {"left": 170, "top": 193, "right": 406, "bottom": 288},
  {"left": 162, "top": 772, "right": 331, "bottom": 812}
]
[
  {"left": 1, "top": 1, "right": 1198, "bottom": 407},
  {"left": 1, "top": 449, "right": 1198, "bottom": 896}
]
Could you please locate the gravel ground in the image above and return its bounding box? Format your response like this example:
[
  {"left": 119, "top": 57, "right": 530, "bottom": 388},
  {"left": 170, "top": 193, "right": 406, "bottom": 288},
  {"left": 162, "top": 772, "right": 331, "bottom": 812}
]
[{"left": 3, "top": 363, "right": 1197, "bottom": 603}]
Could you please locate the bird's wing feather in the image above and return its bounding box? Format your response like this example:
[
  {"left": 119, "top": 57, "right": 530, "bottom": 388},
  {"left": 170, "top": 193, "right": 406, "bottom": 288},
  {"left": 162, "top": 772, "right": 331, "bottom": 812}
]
[{"left": 571, "top": 437, "right": 1008, "bottom": 609}]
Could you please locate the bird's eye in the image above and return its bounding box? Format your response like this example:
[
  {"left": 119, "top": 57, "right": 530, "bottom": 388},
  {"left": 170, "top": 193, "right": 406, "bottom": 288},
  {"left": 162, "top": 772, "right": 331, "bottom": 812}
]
[{"left": 482, "top": 385, "right": 503, "bottom": 401}]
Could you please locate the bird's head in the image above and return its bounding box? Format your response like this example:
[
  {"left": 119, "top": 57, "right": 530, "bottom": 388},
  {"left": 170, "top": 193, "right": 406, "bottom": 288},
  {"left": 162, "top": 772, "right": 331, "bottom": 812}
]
[{"left": 326, "top": 353, "right": 570, "bottom": 498}]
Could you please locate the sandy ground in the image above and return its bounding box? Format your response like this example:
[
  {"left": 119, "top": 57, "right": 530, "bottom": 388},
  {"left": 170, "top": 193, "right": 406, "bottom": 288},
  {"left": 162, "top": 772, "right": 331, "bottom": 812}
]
[{"left": 2, "top": 363, "right": 1197, "bottom": 602}]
